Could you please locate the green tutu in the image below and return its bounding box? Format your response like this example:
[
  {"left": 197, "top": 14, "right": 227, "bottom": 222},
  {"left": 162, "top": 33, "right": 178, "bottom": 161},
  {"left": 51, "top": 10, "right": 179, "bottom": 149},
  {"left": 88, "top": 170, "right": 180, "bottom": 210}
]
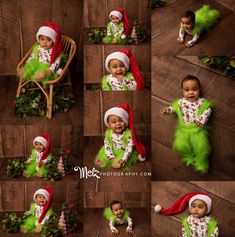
[
  {"left": 193, "top": 5, "right": 220, "bottom": 35},
  {"left": 104, "top": 207, "right": 129, "bottom": 223},
  {"left": 95, "top": 128, "right": 139, "bottom": 171},
  {"left": 22, "top": 59, "right": 57, "bottom": 83}
]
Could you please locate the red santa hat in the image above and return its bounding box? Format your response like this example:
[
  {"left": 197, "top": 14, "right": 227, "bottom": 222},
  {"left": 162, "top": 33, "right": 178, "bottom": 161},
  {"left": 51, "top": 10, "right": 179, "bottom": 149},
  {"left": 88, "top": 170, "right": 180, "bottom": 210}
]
[
  {"left": 109, "top": 8, "right": 130, "bottom": 38},
  {"left": 33, "top": 133, "right": 51, "bottom": 168},
  {"left": 33, "top": 186, "right": 53, "bottom": 224},
  {"left": 104, "top": 104, "right": 146, "bottom": 161},
  {"left": 105, "top": 49, "right": 144, "bottom": 90},
  {"left": 36, "top": 22, "right": 63, "bottom": 64},
  {"left": 153, "top": 192, "right": 212, "bottom": 215}
]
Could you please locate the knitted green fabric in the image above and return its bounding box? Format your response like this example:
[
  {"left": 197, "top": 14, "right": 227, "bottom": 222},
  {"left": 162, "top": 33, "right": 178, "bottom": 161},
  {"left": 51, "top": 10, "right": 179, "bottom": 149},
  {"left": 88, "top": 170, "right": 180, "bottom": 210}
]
[
  {"left": 182, "top": 216, "right": 218, "bottom": 237},
  {"left": 95, "top": 128, "right": 139, "bottom": 171},
  {"left": 101, "top": 72, "right": 134, "bottom": 91},
  {"left": 192, "top": 5, "right": 220, "bottom": 35},
  {"left": 171, "top": 99, "right": 212, "bottom": 173},
  {"left": 104, "top": 207, "right": 129, "bottom": 223}
]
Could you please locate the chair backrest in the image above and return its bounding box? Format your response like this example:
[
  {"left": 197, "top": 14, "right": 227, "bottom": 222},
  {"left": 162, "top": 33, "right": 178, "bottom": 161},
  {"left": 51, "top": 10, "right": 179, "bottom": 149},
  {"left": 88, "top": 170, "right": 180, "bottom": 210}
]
[{"left": 61, "top": 35, "right": 76, "bottom": 58}]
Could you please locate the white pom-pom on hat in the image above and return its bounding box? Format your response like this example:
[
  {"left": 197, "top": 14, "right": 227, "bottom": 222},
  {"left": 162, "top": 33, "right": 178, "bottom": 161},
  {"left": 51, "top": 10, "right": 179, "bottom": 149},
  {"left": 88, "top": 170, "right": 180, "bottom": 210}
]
[{"left": 154, "top": 204, "right": 162, "bottom": 213}]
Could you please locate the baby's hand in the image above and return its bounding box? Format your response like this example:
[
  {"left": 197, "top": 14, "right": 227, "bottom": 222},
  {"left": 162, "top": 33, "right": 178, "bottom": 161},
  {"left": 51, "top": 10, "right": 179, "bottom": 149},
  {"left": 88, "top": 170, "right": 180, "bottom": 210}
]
[
  {"left": 126, "top": 226, "right": 133, "bottom": 234},
  {"left": 24, "top": 211, "right": 31, "bottom": 216},
  {"left": 185, "top": 41, "right": 193, "bottom": 48},
  {"left": 177, "top": 37, "right": 184, "bottom": 43},
  {"left": 25, "top": 160, "right": 31, "bottom": 164},
  {"left": 112, "top": 161, "right": 122, "bottom": 169},
  {"left": 194, "top": 120, "right": 204, "bottom": 128},
  {"left": 37, "top": 173, "right": 43, "bottom": 178},
  {"left": 116, "top": 74, "right": 124, "bottom": 81},
  {"left": 160, "top": 107, "right": 170, "bottom": 116},
  {"left": 111, "top": 227, "right": 119, "bottom": 235}
]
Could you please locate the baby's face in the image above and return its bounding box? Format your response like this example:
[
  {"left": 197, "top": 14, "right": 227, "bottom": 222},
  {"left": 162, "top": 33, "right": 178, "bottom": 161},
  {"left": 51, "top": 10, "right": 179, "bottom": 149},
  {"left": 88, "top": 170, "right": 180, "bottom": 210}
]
[
  {"left": 182, "top": 80, "right": 200, "bottom": 102},
  {"left": 35, "top": 194, "right": 47, "bottom": 206},
  {"left": 181, "top": 17, "right": 194, "bottom": 30},
  {"left": 112, "top": 203, "right": 124, "bottom": 218},
  {"left": 190, "top": 199, "right": 207, "bottom": 218},
  {"left": 39, "top": 35, "right": 54, "bottom": 49},
  {"left": 34, "top": 141, "right": 45, "bottom": 153},
  {"left": 108, "top": 115, "right": 126, "bottom": 134},
  {"left": 109, "top": 59, "right": 127, "bottom": 78},
  {"left": 111, "top": 15, "right": 120, "bottom": 25}
]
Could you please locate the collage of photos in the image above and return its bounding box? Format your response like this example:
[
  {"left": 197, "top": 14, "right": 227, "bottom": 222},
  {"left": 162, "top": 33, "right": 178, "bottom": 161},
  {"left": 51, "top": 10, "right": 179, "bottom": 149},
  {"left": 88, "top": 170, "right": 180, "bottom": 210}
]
[{"left": 0, "top": 0, "right": 234, "bottom": 236}]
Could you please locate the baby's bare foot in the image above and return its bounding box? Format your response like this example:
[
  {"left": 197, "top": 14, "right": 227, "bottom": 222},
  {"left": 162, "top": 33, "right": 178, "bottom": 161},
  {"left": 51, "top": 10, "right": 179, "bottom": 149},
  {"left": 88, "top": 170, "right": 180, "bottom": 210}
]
[{"left": 34, "top": 71, "right": 46, "bottom": 80}]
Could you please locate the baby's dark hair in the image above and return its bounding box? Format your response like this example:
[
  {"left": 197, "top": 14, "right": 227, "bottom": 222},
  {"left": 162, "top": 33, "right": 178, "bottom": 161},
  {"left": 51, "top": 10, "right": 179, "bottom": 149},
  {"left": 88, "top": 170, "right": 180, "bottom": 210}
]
[
  {"left": 110, "top": 200, "right": 123, "bottom": 209},
  {"left": 182, "top": 10, "right": 195, "bottom": 24},
  {"left": 181, "top": 75, "right": 201, "bottom": 88}
]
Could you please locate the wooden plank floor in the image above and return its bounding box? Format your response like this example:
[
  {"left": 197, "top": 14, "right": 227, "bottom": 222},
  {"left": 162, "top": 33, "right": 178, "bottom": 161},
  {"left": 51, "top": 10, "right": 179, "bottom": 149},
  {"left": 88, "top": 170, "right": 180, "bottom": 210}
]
[
  {"left": 152, "top": 56, "right": 235, "bottom": 180},
  {"left": 0, "top": 76, "right": 83, "bottom": 158},
  {"left": 84, "top": 208, "right": 150, "bottom": 237},
  {"left": 151, "top": 181, "right": 235, "bottom": 237},
  {"left": 83, "top": 136, "right": 151, "bottom": 192},
  {"left": 152, "top": 0, "right": 235, "bottom": 55}
]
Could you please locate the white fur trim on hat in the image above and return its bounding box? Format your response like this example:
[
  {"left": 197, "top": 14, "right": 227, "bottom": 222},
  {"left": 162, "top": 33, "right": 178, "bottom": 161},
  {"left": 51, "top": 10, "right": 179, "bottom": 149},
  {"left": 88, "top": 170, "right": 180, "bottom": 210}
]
[
  {"left": 104, "top": 107, "right": 129, "bottom": 127},
  {"left": 105, "top": 52, "right": 130, "bottom": 73},
  {"left": 36, "top": 26, "right": 57, "bottom": 42},
  {"left": 33, "top": 188, "right": 50, "bottom": 202},
  {"left": 33, "top": 136, "right": 47, "bottom": 148},
  {"left": 189, "top": 194, "right": 211, "bottom": 213},
  {"left": 109, "top": 10, "right": 123, "bottom": 21}
]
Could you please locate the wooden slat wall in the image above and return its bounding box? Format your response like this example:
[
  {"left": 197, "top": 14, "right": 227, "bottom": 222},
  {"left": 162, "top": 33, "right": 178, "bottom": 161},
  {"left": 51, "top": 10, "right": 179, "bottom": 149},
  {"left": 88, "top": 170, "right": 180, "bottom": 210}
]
[
  {"left": 84, "top": 192, "right": 150, "bottom": 208},
  {"left": 84, "top": 91, "right": 151, "bottom": 136},
  {"left": 84, "top": 44, "right": 151, "bottom": 87},
  {"left": 84, "top": 0, "right": 150, "bottom": 34},
  {"left": 0, "top": 123, "right": 75, "bottom": 158},
  {"left": 151, "top": 56, "right": 235, "bottom": 180},
  {"left": 151, "top": 181, "right": 235, "bottom": 237},
  {"left": 0, "top": 180, "right": 79, "bottom": 212},
  {"left": 0, "top": 0, "right": 83, "bottom": 75}
]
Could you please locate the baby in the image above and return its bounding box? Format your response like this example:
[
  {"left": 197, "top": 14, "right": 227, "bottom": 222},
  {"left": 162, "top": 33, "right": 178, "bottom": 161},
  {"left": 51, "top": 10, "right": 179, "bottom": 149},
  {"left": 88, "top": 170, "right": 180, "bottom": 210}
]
[
  {"left": 177, "top": 5, "right": 220, "bottom": 47},
  {"left": 104, "top": 200, "right": 133, "bottom": 234},
  {"left": 95, "top": 104, "right": 146, "bottom": 170},
  {"left": 154, "top": 192, "right": 219, "bottom": 237},
  {"left": 21, "top": 186, "right": 54, "bottom": 233},
  {"left": 23, "top": 134, "right": 53, "bottom": 178},
  {"left": 17, "top": 22, "right": 63, "bottom": 82},
  {"left": 160, "top": 75, "right": 212, "bottom": 173},
  {"left": 102, "top": 49, "right": 144, "bottom": 91},
  {"left": 103, "top": 8, "right": 130, "bottom": 44}
]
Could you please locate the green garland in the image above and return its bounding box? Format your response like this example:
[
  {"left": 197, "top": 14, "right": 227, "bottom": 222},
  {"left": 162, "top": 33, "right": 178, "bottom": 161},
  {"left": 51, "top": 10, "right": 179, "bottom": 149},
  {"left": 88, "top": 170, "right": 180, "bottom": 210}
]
[
  {"left": 13, "top": 85, "right": 75, "bottom": 118},
  {"left": 7, "top": 159, "right": 25, "bottom": 178},
  {"left": 199, "top": 56, "right": 235, "bottom": 79},
  {"left": 2, "top": 212, "right": 22, "bottom": 233}
]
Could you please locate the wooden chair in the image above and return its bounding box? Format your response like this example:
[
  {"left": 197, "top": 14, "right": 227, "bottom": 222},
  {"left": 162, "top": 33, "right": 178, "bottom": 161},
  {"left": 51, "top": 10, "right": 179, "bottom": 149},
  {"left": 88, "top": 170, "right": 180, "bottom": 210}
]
[{"left": 16, "top": 35, "right": 76, "bottom": 119}]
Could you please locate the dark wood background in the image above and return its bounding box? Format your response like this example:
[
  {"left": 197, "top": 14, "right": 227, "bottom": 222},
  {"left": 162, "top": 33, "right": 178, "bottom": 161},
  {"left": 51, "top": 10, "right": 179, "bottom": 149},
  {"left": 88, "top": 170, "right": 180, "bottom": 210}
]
[
  {"left": 84, "top": 91, "right": 151, "bottom": 136},
  {"left": 152, "top": 56, "right": 235, "bottom": 180},
  {"left": 152, "top": 0, "right": 235, "bottom": 55},
  {"left": 0, "top": 180, "right": 79, "bottom": 212},
  {"left": 152, "top": 181, "right": 235, "bottom": 237},
  {"left": 84, "top": 0, "right": 151, "bottom": 34},
  {"left": 0, "top": 0, "right": 83, "bottom": 75}
]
